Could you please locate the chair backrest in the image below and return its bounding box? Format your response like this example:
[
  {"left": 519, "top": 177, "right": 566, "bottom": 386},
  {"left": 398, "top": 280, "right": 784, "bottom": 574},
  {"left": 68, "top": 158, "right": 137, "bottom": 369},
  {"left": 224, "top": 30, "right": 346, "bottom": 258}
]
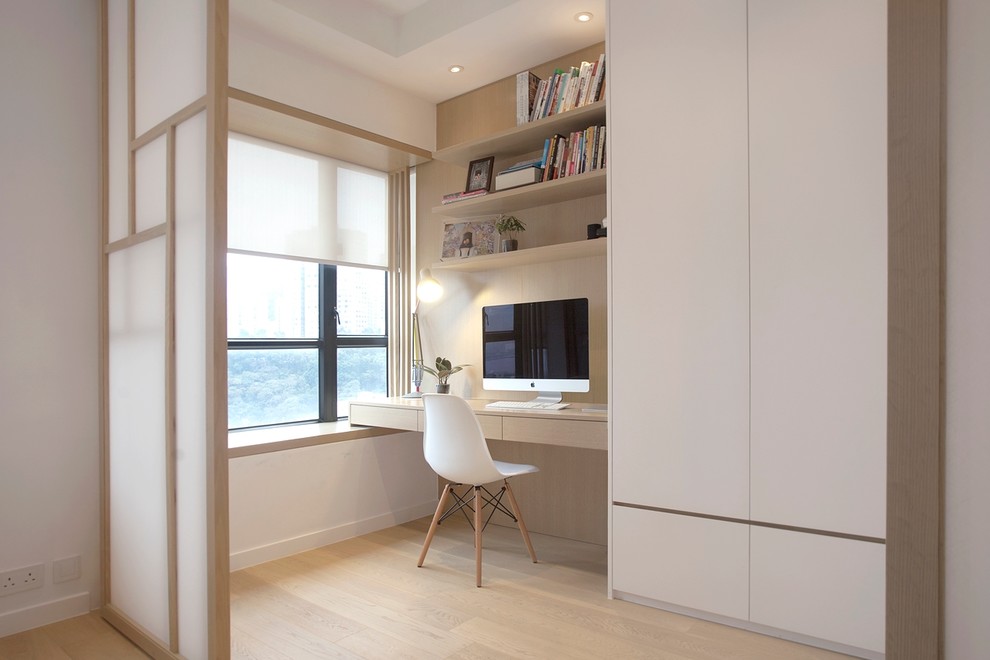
[{"left": 422, "top": 394, "right": 505, "bottom": 485}]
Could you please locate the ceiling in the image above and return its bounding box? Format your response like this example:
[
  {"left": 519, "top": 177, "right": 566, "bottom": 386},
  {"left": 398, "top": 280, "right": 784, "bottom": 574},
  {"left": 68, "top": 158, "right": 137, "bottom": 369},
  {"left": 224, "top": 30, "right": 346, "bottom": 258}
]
[{"left": 230, "top": 0, "right": 607, "bottom": 104}]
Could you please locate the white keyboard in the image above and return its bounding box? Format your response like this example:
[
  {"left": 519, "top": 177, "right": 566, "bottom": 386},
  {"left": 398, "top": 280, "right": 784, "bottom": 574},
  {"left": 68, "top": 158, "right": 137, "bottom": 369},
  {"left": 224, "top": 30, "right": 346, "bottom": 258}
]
[{"left": 485, "top": 400, "right": 569, "bottom": 410}]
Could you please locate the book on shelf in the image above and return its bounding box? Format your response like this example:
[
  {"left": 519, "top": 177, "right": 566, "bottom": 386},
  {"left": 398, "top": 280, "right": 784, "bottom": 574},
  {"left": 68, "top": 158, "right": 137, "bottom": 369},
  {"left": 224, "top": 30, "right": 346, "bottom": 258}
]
[
  {"left": 597, "top": 124, "right": 607, "bottom": 169},
  {"left": 539, "top": 137, "right": 551, "bottom": 171},
  {"left": 495, "top": 166, "right": 544, "bottom": 191},
  {"left": 552, "top": 69, "right": 574, "bottom": 116},
  {"left": 541, "top": 133, "right": 566, "bottom": 181},
  {"left": 516, "top": 71, "right": 541, "bottom": 126},
  {"left": 586, "top": 54, "right": 606, "bottom": 107},
  {"left": 441, "top": 189, "right": 488, "bottom": 205},
  {"left": 570, "top": 62, "right": 591, "bottom": 111},
  {"left": 540, "top": 124, "right": 606, "bottom": 182},
  {"left": 535, "top": 69, "right": 564, "bottom": 120},
  {"left": 528, "top": 54, "right": 606, "bottom": 123},
  {"left": 562, "top": 60, "right": 593, "bottom": 113}
]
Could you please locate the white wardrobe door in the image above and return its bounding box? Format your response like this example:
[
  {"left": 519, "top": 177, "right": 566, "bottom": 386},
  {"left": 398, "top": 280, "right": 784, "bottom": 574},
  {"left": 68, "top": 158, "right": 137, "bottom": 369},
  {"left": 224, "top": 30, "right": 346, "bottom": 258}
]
[
  {"left": 750, "top": 527, "right": 885, "bottom": 653},
  {"left": 748, "top": 0, "right": 888, "bottom": 537},
  {"left": 609, "top": 0, "right": 750, "bottom": 518},
  {"left": 612, "top": 507, "right": 750, "bottom": 620}
]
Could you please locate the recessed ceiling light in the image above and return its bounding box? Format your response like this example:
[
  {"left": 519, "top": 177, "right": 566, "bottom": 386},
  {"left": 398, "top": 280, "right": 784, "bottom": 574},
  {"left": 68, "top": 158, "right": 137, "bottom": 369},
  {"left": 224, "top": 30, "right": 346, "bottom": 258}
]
[
  {"left": 448, "top": 65, "right": 464, "bottom": 73},
  {"left": 575, "top": 12, "right": 593, "bottom": 22}
]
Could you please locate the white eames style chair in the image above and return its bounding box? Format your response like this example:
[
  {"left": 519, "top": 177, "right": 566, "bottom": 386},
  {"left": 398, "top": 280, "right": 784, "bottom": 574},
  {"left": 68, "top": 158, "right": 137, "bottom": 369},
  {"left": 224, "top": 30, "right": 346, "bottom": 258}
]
[{"left": 417, "top": 394, "right": 539, "bottom": 587}]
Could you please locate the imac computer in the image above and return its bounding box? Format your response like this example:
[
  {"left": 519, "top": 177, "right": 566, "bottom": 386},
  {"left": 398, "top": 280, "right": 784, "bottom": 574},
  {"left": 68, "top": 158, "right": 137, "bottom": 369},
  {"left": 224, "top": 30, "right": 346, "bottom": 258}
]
[{"left": 482, "top": 297, "right": 590, "bottom": 405}]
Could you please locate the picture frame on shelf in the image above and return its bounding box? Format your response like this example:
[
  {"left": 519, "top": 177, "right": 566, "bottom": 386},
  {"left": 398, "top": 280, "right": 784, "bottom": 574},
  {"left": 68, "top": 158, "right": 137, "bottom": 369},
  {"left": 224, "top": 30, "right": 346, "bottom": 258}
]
[
  {"left": 440, "top": 219, "right": 498, "bottom": 260},
  {"left": 465, "top": 156, "right": 495, "bottom": 193}
]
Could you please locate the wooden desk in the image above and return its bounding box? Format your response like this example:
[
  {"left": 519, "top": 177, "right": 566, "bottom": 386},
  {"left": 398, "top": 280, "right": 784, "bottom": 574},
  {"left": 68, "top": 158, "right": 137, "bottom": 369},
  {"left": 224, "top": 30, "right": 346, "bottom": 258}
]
[
  {"left": 349, "top": 397, "right": 607, "bottom": 449},
  {"left": 349, "top": 397, "right": 608, "bottom": 544}
]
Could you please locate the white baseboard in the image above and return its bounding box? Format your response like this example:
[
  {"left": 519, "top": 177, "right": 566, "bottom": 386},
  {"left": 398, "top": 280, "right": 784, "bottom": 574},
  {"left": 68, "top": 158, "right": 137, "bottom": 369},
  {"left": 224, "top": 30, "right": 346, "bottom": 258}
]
[
  {"left": 0, "top": 592, "right": 91, "bottom": 638},
  {"left": 229, "top": 502, "right": 437, "bottom": 571},
  {"left": 611, "top": 590, "right": 883, "bottom": 660}
]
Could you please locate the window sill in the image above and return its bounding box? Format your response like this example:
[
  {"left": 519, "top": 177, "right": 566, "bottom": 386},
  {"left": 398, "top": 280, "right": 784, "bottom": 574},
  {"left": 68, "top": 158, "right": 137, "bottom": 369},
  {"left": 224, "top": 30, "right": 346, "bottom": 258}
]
[{"left": 228, "top": 420, "right": 401, "bottom": 458}]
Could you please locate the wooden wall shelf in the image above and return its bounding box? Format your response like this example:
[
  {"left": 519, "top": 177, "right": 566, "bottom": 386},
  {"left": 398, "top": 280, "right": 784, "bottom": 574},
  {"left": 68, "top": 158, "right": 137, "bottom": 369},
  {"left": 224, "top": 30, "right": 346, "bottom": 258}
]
[
  {"left": 432, "top": 169, "right": 606, "bottom": 218},
  {"left": 432, "top": 238, "right": 606, "bottom": 272},
  {"left": 433, "top": 101, "right": 606, "bottom": 166}
]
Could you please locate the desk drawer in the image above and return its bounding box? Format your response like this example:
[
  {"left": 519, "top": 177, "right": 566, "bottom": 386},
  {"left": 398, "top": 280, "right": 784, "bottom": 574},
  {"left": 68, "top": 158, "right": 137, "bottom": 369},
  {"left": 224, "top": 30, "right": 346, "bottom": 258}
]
[
  {"left": 349, "top": 404, "right": 419, "bottom": 432},
  {"left": 502, "top": 417, "right": 606, "bottom": 450},
  {"left": 476, "top": 414, "right": 502, "bottom": 440}
]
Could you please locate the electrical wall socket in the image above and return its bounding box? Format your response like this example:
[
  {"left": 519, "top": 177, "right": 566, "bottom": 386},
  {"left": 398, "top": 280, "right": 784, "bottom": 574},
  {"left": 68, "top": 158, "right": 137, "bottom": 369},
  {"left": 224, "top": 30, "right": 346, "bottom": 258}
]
[
  {"left": 0, "top": 563, "right": 45, "bottom": 597},
  {"left": 53, "top": 556, "right": 81, "bottom": 584}
]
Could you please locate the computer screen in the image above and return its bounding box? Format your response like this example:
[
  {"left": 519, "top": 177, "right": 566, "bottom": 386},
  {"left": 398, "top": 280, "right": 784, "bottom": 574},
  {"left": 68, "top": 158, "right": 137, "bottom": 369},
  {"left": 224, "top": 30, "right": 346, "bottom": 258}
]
[{"left": 482, "top": 297, "right": 590, "bottom": 401}]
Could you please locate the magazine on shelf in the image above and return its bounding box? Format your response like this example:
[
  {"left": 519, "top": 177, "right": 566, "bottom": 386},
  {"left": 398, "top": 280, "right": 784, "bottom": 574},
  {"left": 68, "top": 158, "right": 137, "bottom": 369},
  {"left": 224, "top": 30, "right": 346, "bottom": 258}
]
[
  {"left": 441, "top": 189, "right": 488, "bottom": 205},
  {"left": 528, "top": 54, "right": 606, "bottom": 122},
  {"left": 500, "top": 157, "right": 544, "bottom": 173}
]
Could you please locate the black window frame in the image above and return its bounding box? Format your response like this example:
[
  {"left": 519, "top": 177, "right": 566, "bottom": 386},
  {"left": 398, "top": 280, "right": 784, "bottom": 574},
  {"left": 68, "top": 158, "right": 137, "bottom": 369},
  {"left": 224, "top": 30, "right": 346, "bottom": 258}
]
[{"left": 227, "top": 262, "right": 388, "bottom": 429}]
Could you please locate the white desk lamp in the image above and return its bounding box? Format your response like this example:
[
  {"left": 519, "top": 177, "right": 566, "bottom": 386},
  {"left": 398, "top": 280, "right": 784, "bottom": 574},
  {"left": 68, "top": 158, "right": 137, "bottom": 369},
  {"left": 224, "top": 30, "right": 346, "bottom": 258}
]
[{"left": 403, "top": 269, "right": 443, "bottom": 398}]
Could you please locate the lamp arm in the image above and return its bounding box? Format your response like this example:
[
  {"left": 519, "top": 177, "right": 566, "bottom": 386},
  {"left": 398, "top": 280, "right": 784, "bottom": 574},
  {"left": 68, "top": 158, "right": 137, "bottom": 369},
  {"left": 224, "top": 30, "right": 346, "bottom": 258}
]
[
  {"left": 411, "top": 310, "right": 424, "bottom": 392},
  {"left": 411, "top": 311, "right": 423, "bottom": 364},
  {"left": 407, "top": 269, "right": 441, "bottom": 396}
]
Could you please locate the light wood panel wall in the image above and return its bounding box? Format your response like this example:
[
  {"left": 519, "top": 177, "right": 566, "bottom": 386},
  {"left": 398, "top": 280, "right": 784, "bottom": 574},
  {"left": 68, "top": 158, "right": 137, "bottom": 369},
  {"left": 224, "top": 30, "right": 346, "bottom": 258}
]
[
  {"left": 487, "top": 440, "right": 607, "bottom": 545},
  {"left": 887, "top": 0, "right": 945, "bottom": 657},
  {"left": 416, "top": 167, "right": 607, "bottom": 404},
  {"left": 416, "top": 165, "right": 607, "bottom": 403},
  {"left": 420, "top": 45, "right": 611, "bottom": 546}
]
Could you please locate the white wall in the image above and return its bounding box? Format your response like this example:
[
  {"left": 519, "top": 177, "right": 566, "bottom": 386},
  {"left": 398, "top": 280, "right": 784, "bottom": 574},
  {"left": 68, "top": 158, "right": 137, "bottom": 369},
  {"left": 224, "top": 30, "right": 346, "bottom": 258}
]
[
  {"left": 0, "top": 0, "right": 101, "bottom": 636},
  {"left": 229, "top": 30, "right": 437, "bottom": 152},
  {"left": 945, "top": 0, "right": 990, "bottom": 658},
  {"left": 228, "top": 433, "right": 437, "bottom": 570}
]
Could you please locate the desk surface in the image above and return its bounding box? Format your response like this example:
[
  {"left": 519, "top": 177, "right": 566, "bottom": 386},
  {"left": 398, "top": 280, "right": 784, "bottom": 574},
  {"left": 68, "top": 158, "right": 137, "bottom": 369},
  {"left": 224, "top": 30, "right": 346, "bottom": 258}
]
[
  {"left": 349, "top": 397, "right": 608, "bottom": 451},
  {"left": 352, "top": 396, "right": 607, "bottom": 418}
]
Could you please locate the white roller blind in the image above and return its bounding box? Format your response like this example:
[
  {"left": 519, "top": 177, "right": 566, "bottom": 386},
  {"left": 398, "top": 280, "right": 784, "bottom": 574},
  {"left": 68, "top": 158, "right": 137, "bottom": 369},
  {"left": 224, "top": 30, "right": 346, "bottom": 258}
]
[{"left": 228, "top": 133, "right": 388, "bottom": 267}]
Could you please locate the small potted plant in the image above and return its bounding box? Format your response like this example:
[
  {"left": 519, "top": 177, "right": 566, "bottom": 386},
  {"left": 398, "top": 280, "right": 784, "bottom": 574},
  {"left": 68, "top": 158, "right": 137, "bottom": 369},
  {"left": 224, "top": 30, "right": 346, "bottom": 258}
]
[
  {"left": 494, "top": 214, "right": 526, "bottom": 252},
  {"left": 422, "top": 357, "right": 469, "bottom": 393}
]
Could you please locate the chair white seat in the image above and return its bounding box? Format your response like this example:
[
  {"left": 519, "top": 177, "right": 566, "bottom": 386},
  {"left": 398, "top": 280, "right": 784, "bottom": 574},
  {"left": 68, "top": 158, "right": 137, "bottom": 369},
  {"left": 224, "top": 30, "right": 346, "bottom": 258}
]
[
  {"left": 417, "top": 394, "right": 539, "bottom": 587},
  {"left": 492, "top": 460, "right": 539, "bottom": 479}
]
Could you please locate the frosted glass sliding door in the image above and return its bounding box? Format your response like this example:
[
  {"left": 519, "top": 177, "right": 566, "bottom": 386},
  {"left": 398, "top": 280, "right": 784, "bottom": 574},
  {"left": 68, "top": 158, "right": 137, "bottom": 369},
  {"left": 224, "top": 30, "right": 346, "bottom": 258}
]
[
  {"left": 108, "top": 238, "right": 169, "bottom": 640},
  {"left": 102, "top": 1, "right": 226, "bottom": 657}
]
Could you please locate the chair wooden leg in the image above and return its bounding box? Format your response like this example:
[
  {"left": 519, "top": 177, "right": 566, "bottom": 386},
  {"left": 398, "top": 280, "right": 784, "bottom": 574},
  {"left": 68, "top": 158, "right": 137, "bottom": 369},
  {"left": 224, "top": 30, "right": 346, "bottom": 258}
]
[
  {"left": 418, "top": 483, "right": 453, "bottom": 567},
  {"left": 475, "top": 486, "right": 483, "bottom": 587},
  {"left": 503, "top": 480, "right": 537, "bottom": 563}
]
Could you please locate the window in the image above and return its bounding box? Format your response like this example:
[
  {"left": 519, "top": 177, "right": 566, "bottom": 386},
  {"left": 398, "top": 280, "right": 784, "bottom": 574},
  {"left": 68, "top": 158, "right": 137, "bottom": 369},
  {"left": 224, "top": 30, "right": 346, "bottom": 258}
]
[
  {"left": 226, "top": 133, "right": 394, "bottom": 431},
  {"left": 227, "top": 254, "right": 388, "bottom": 429}
]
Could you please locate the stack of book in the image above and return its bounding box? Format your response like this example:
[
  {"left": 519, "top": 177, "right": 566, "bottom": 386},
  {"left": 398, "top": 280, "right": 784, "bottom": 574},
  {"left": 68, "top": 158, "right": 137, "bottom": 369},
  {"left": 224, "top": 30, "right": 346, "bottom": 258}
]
[
  {"left": 539, "top": 125, "right": 607, "bottom": 182},
  {"left": 441, "top": 189, "right": 488, "bottom": 205},
  {"left": 495, "top": 158, "right": 544, "bottom": 191},
  {"left": 518, "top": 54, "right": 606, "bottom": 124}
]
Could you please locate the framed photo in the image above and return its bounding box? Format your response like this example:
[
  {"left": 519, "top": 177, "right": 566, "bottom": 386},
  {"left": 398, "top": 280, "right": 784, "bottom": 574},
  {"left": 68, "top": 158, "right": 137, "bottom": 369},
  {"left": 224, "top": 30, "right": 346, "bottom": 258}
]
[
  {"left": 440, "top": 219, "right": 498, "bottom": 260},
  {"left": 465, "top": 156, "right": 495, "bottom": 193}
]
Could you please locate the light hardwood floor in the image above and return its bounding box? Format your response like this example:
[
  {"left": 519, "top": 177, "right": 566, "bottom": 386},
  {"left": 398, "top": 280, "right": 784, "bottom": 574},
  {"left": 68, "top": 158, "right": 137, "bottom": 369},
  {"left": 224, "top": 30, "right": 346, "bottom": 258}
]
[
  {"left": 230, "top": 518, "right": 854, "bottom": 659},
  {"left": 0, "top": 518, "right": 856, "bottom": 659},
  {"left": 0, "top": 610, "right": 147, "bottom": 659}
]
